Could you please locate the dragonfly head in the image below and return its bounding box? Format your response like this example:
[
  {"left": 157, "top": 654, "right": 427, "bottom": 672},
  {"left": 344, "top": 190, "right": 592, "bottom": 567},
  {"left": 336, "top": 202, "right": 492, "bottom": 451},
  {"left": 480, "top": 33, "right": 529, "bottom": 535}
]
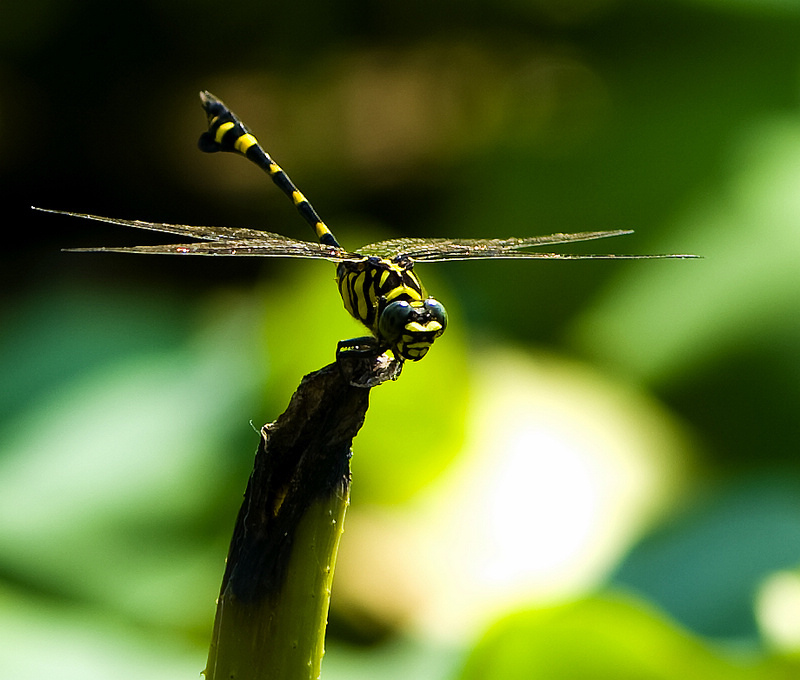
[{"left": 378, "top": 298, "right": 448, "bottom": 361}]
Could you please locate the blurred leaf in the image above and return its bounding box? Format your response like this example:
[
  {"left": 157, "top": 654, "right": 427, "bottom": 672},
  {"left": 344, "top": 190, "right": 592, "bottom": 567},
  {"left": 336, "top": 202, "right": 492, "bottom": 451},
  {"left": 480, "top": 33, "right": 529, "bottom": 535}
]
[
  {"left": 0, "top": 284, "right": 266, "bottom": 630},
  {"left": 457, "top": 592, "right": 775, "bottom": 680},
  {"left": 323, "top": 636, "right": 461, "bottom": 680},
  {"left": 0, "top": 284, "right": 193, "bottom": 426},
  {"left": 570, "top": 116, "right": 800, "bottom": 385},
  {"left": 0, "top": 583, "right": 203, "bottom": 680},
  {"left": 612, "top": 475, "right": 800, "bottom": 640}
]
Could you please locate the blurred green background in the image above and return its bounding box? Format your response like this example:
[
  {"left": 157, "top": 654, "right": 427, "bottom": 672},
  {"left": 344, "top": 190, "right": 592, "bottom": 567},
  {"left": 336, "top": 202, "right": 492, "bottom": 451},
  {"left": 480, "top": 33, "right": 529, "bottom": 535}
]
[{"left": 4, "top": 0, "right": 800, "bottom": 678}]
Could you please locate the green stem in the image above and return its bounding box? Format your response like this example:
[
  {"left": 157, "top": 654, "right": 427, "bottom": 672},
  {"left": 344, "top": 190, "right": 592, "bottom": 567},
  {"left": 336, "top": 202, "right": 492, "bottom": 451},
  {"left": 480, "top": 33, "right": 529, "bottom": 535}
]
[{"left": 204, "top": 355, "right": 397, "bottom": 680}]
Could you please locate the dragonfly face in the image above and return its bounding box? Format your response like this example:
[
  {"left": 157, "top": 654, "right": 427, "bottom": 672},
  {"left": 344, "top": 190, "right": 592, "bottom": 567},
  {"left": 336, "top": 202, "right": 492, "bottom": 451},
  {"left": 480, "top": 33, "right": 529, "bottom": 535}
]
[{"left": 378, "top": 298, "right": 447, "bottom": 361}]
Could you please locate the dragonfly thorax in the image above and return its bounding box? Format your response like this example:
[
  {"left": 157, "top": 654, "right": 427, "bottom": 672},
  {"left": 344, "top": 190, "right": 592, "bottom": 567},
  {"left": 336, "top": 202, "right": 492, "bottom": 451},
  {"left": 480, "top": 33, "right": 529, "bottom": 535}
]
[{"left": 336, "top": 258, "right": 447, "bottom": 361}]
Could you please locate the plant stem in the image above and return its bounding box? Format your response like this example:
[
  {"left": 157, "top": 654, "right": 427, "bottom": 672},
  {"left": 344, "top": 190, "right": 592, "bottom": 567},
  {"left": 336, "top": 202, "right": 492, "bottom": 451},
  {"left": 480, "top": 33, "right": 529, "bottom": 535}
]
[{"left": 204, "top": 354, "right": 398, "bottom": 679}]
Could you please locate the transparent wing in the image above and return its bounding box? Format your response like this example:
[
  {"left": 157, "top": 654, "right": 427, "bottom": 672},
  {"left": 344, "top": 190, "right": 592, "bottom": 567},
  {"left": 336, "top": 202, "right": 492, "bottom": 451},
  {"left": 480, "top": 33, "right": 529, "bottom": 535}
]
[
  {"left": 404, "top": 252, "right": 701, "bottom": 261},
  {"left": 35, "top": 207, "right": 286, "bottom": 241},
  {"left": 37, "top": 207, "right": 365, "bottom": 262},
  {"left": 359, "top": 229, "right": 698, "bottom": 262},
  {"left": 357, "top": 230, "right": 631, "bottom": 259},
  {"left": 65, "top": 240, "right": 365, "bottom": 261}
]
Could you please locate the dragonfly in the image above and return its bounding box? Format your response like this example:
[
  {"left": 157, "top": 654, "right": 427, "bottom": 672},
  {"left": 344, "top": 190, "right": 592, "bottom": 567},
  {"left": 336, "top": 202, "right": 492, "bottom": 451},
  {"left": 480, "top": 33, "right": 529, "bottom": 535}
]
[{"left": 36, "top": 91, "right": 696, "bottom": 373}]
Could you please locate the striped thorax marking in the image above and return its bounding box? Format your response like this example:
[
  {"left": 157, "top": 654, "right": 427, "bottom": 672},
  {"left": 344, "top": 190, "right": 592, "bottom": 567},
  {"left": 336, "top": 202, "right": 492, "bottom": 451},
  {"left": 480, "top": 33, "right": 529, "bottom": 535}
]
[{"left": 337, "top": 258, "right": 424, "bottom": 331}]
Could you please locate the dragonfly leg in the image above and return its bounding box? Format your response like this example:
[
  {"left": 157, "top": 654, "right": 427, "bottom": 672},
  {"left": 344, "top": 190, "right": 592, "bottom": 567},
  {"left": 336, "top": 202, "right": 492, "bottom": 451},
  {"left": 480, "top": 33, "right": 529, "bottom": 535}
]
[
  {"left": 336, "top": 339, "right": 404, "bottom": 388},
  {"left": 336, "top": 336, "right": 384, "bottom": 358}
]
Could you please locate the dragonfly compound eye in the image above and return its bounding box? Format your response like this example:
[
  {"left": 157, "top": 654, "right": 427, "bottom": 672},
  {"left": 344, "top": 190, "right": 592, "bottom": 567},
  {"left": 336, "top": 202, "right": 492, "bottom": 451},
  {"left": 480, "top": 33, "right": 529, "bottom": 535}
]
[
  {"left": 378, "top": 300, "right": 414, "bottom": 343},
  {"left": 423, "top": 298, "right": 448, "bottom": 334}
]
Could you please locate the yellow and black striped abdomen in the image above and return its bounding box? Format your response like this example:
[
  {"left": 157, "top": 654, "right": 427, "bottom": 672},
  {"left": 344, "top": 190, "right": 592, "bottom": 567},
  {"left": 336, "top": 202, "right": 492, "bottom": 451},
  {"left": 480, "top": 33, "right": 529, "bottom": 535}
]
[
  {"left": 198, "top": 91, "right": 342, "bottom": 249},
  {"left": 337, "top": 258, "right": 425, "bottom": 334}
]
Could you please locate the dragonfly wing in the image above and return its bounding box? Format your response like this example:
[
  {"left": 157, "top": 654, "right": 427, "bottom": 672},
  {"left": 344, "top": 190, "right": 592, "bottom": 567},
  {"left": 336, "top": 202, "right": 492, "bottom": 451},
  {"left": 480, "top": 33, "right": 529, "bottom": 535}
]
[
  {"left": 34, "top": 207, "right": 280, "bottom": 241},
  {"left": 360, "top": 230, "right": 697, "bottom": 262},
  {"left": 359, "top": 230, "right": 634, "bottom": 260},
  {"left": 409, "top": 252, "right": 700, "bottom": 262},
  {"left": 65, "top": 239, "right": 365, "bottom": 261}
]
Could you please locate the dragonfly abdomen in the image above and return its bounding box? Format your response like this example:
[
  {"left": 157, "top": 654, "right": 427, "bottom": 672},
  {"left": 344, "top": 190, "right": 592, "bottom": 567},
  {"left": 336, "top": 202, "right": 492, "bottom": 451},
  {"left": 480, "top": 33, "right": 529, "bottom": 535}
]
[{"left": 198, "top": 91, "right": 342, "bottom": 250}]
